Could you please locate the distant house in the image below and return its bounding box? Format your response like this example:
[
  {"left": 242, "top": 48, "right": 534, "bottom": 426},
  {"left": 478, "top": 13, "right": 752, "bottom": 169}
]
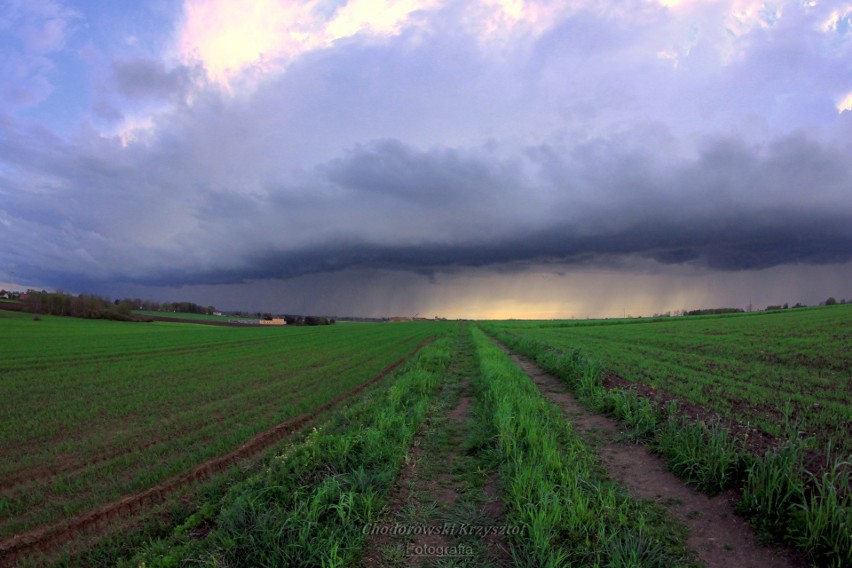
[
  {"left": 213, "top": 311, "right": 223, "bottom": 316},
  {"left": 259, "top": 318, "right": 286, "bottom": 326}
]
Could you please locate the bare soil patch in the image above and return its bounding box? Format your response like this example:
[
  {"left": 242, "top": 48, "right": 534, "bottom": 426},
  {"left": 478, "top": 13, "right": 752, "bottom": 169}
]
[{"left": 500, "top": 344, "right": 804, "bottom": 568}]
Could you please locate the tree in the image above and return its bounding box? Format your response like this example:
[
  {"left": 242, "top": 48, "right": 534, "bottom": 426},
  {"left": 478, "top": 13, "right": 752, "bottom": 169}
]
[
  {"left": 825, "top": 297, "right": 837, "bottom": 305},
  {"left": 116, "top": 299, "right": 134, "bottom": 315}
]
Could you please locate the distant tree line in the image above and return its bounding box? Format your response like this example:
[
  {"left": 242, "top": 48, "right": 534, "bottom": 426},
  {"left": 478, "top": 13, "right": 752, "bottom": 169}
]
[
  {"left": 22, "top": 290, "right": 139, "bottom": 321},
  {"left": 765, "top": 298, "right": 846, "bottom": 310},
  {"left": 151, "top": 301, "right": 217, "bottom": 315},
  {"left": 684, "top": 307, "right": 743, "bottom": 316},
  {"left": 764, "top": 302, "right": 806, "bottom": 311},
  {"left": 17, "top": 291, "right": 220, "bottom": 322},
  {"left": 651, "top": 297, "right": 848, "bottom": 318},
  {"left": 285, "top": 315, "right": 335, "bottom": 326}
]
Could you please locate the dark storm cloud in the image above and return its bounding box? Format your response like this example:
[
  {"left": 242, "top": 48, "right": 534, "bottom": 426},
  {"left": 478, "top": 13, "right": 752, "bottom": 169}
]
[
  {"left": 3, "top": 109, "right": 852, "bottom": 291},
  {"left": 133, "top": 208, "right": 851, "bottom": 287},
  {"left": 323, "top": 139, "right": 524, "bottom": 205},
  {"left": 228, "top": 131, "right": 852, "bottom": 282}
]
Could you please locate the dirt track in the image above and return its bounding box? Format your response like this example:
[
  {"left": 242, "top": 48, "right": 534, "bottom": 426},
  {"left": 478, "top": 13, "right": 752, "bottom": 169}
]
[
  {"left": 0, "top": 339, "right": 431, "bottom": 566},
  {"left": 498, "top": 342, "right": 803, "bottom": 568}
]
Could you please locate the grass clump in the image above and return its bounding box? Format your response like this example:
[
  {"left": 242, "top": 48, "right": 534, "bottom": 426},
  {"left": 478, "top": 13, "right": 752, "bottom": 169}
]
[
  {"left": 789, "top": 448, "right": 851, "bottom": 567},
  {"left": 602, "top": 388, "right": 660, "bottom": 442},
  {"left": 654, "top": 411, "right": 742, "bottom": 495},
  {"left": 738, "top": 438, "right": 851, "bottom": 567},
  {"left": 737, "top": 437, "right": 806, "bottom": 537}
]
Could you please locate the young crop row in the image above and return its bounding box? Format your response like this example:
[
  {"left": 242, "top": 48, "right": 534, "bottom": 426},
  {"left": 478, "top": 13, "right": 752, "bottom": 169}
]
[
  {"left": 470, "top": 327, "right": 694, "bottom": 567},
  {"left": 123, "top": 333, "right": 454, "bottom": 567},
  {"left": 0, "top": 314, "right": 445, "bottom": 545},
  {"left": 490, "top": 306, "right": 852, "bottom": 457},
  {"left": 481, "top": 324, "right": 851, "bottom": 567}
]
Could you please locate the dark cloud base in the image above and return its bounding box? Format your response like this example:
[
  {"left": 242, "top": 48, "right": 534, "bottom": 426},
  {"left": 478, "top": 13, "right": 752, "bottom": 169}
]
[
  {"left": 32, "top": 209, "right": 845, "bottom": 292},
  {"left": 224, "top": 216, "right": 851, "bottom": 284}
]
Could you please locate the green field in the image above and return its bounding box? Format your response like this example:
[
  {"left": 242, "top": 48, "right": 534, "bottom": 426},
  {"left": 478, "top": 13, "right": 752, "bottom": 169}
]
[
  {"left": 0, "top": 310, "right": 443, "bottom": 546},
  {"left": 485, "top": 305, "right": 852, "bottom": 457},
  {"left": 483, "top": 307, "right": 851, "bottom": 565},
  {"left": 1, "top": 307, "right": 849, "bottom": 566},
  {"left": 125, "top": 325, "right": 695, "bottom": 568}
]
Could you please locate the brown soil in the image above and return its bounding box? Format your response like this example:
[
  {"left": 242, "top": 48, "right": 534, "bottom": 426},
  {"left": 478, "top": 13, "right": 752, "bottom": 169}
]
[
  {"left": 498, "top": 343, "right": 804, "bottom": 568},
  {"left": 0, "top": 339, "right": 432, "bottom": 567}
]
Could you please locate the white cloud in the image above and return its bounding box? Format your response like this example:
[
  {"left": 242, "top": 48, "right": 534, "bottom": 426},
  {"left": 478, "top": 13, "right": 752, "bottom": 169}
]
[
  {"left": 176, "top": 0, "right": 321, "bottom": 87},
  {"left": 838, "top": 91, "right": 852, "bottom": 112},
  {"left": 176, "top": 0, "right": 447, "bottom": 91},
  {"left": 174, "top": 0, "right": 582, "bottom": 92},
  {"left": 473, "top": 0, "right": 571, "bottom": 41},
  {"left": 326, "top": 0, "right": 439, "bottom": 39},
  {"left": 821, "top": 4, "right": 852, "bottom": 33}
]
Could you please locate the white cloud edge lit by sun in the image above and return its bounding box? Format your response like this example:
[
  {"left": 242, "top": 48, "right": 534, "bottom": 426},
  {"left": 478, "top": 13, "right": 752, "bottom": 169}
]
[
  {"left": 821, "top": 4, "right": 852, "bottom": 33},
  {"left": 109, "top": 0, "right": 572, "bottom": 145},
  {"left": 173, "top": 0, "right": 588, "bottom": 92},
  {"left": 174, "top": 0, "right": 446, "bottom": 91},
  {"left": 111, "top": 0, "right": 852, "bottom": 144},
  {"left": 838, "top": 91, "right": 852, "bottom": 113}
]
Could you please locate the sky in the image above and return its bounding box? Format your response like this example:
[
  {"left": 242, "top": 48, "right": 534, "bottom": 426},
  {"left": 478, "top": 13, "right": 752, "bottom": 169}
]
[{"left": 1, "top": 0, "right": 851, "bottom": 318}]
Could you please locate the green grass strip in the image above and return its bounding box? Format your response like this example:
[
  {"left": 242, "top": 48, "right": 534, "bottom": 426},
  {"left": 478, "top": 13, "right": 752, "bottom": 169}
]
[{"left": 470, "top": 327, "right": 693, "bottom": 567}]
